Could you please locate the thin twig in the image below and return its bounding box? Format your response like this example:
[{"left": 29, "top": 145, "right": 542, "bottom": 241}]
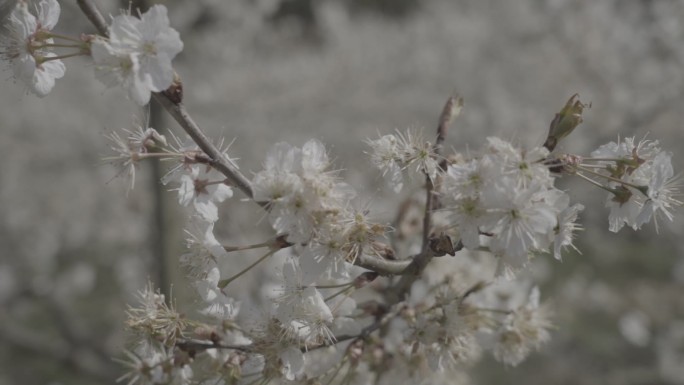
[
  {"left": 156, "top": 100, "right": 262, "bottom": 206},
  {"left": 394, "top": 95, "right": 462, "bottom": 300},
  {"left": 421, "top": 95, "right": 462, "bottom": 250}
]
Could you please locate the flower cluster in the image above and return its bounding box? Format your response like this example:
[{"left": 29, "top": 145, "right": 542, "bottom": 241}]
[
  {"left": 1, "top": 0, "right": 65, "bottom": 96},
  {"left": 253, "top": 140, "right": 389, "bottom": 282},
  {"left": 107, "top": 91, "right": 679, "bottom": 384},
  {"left": 366, "top": 129, "right": 442, "bottom": 193},
  {"left": 398, "top": 280, "right": 551, "bottom": 370},
  {"left": 252, "top": 140, "right": 356, "bottom": 242},
  {"left": 438, "top": 137, "right": 583, "bottom": 267},
  {"left": 587, "top": 137, "right": 680, "bottom": 232},
  {"left": 1, "top": 0, "right": 182, "bottom": 105}
]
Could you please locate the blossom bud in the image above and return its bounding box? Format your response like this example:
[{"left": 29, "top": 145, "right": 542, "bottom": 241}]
[
  {"left": 163, "top": 72, "right": 184, "bottom": 104},
  {"left": 544, "top": 94, "right": 590, "bottom": 151},
  {"left": 428, "top": 233, "right": 460, "bottom": 256},
  {"left": 439, "top": 95, "right": 464, "bottom": 128}
]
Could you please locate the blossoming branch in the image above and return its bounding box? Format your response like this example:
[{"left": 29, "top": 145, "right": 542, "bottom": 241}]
[{"left": 1, "top": 1, "right": 681, "bottom": 384}]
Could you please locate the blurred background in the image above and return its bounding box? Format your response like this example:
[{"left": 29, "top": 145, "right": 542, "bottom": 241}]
[{"left": 1, "top": 0, "right": 684, "bottom": 384}]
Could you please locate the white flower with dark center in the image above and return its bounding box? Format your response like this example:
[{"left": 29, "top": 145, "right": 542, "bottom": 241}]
[
  {"left": 482, "top": 137, "right": 552, "bottom": 189},
  {"left": 177, "top": 164, "right": 233, "bottom": 222},
  {"left": 480, "top": 181, "right": 558, "bottom": 259}
]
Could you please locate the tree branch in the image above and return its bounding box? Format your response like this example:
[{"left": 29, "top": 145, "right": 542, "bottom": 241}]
[
  {"left": 76, "top": 0, "right": 109, "bottom": 36},
  {"left": 76, "top": 0, "right": 421, "bottom": 277},
  {"left": 396, "top": 95, "right": 462, "bottom": 300},
  {"left": 153, "top": 96, "right": 263, "bottom": 208},
  {"left": 421, "top": 95, "right": 462, "bottom": 250},
  {"left": 353, "top": 253, "right": 412, "bottom": 275}
]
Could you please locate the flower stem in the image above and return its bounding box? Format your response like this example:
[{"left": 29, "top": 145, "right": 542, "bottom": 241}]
[
  {"left": 223, "top": 241, "right": 272, "bottom": 252},
  {"left": 39, "top": 52, "right": 86, "bottom": 63},
  {"left": 46, "top": 32, "right": 85, "bottom": 43},
  {"left": 315, "top": 282, "right": 354, "bottom": 289},
  {"left": 138, "top": 152, "right": 183, "bottom": 160},
  {"left": 475, "top": 307, "right": 511, "bottom": 314},
  {"left": 574, "top": 172, "right": 614, "bottom": 193},
  {"left": 576, "top": 165, "right": 646, "bottom": 192},
  {"left": 38, "top": 43, "right": 85, "bottom": 49},
  {"left": 218, "top": 249, "right": 276, "bottom": 288},
  {"left": 323, "top": 359, "right": 347, "bottom": 385},
  {"left": 325, "top": 286, "right": 353, "bottom": 302}
]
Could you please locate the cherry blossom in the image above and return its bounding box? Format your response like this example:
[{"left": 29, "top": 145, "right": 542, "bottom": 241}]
[
  {"left": 92, "top": 5, "right": 182, "bottom": 105},
  {"left": 1, "top": 0, "right": 65, "bottom": 96}
]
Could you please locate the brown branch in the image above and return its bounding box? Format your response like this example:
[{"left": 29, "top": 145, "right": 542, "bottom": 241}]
[
  {"left": 153, "top": 97, "right": 264, "bottom": 208},
  {"left": 353, "top": 253, "right": 412, "bottom": 275},
  {"left": 421, "top": 95, "right": 462, "bottom": 251},
  {"left": 395, "top": 95, "right": 463, "bottom": 301},
  {"left": 76, "top": 0, "right": 109, "bottom": 36},
  {"left": 434, "top": 95, "right": 462, "bottom": 157}
]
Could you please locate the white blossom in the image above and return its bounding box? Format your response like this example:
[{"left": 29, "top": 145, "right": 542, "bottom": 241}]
[
  {"left": 180, "top": 220, "right": 228, "bottom": 278},
  {"left": 195, "top": 266, "right": 239, "bottom": 319},
  {"left": 552, "top": 203, "right": 584, "bottom": 260},
  {"left": 253, "top": 140, "right": 355, "bottom": 244},
  {"left": 366, "top": 134, "right": 404, "bottom": 192},
  {"left": 92, "top": 5, "right": 183, "bottom": 105},
  {"left": 480, "top": 180, "right": 558, "bottom": 260},
  {"left": 492, "top": 286, "right": 552, "bottom": 366},
  {"left": 481, "top": 137, "right": 553, "bottom": 189},
  {"left": 590, "top": 137, "right": 680, "bottom": 232},
  {"left": 636, "top": 151, "right": 681, "bottom": 231},
  {"left": 366, "top": 129, "right": 441, "bottom": 192},
  {"left": 175, "top": 164, "right": 233, "bottom": 223},
  {"left": 1, "top": 0, "right": 65, "bottom": 96},
  {"left": 279, "top": 346, "right": 305, "bottom": 381},
  {"left": 275, "top": 260, "right": 335, "bottom": 345}
]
